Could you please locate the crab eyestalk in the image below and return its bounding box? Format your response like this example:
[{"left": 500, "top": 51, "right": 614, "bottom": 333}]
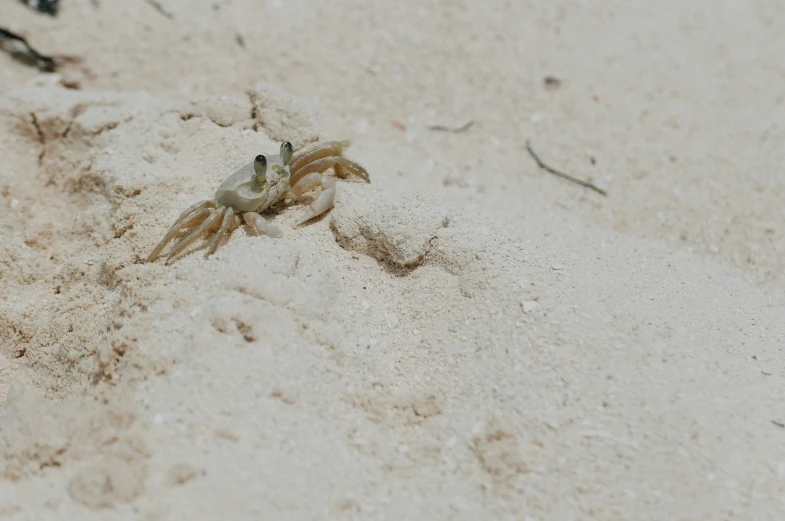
[
  {"left": 280, "top": 141, "right": 293, "bottom": 165},
  {"left": 253, "top": 154, "right": 267, "bottom": 182}
]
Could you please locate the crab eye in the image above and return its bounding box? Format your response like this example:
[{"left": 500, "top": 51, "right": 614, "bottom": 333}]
[
  {"left": 280, "top": 141, "right": 293, "bottom": 165},
  {"left": 253, "top": 155, "right": 267, "bottom": 179}
]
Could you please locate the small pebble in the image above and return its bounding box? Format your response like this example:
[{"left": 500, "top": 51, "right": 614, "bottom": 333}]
[{"left": 521, "top": 300, "right": 539, "bottom": 313}]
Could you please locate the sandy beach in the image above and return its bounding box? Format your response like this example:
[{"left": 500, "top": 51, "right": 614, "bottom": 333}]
[{"left": 1, "top": 1, "right": 784, "bottom": 519}]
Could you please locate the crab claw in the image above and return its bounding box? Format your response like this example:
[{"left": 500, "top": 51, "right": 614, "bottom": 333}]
[
  {"left": 244, "top": 212, "right": 283, "bottom": 237},
  {"left": 293, "top": 175, "right": 336, "bottom": 225}
]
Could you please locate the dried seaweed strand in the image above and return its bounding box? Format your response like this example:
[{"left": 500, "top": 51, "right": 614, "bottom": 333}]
[
  {"left": 0, "top": 27, "right": 55, "bottom": 71},
  {"left": 427, "top": 120, "right": 475, "bottom": 133}
]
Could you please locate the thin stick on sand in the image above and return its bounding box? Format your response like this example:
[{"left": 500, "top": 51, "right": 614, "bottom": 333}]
[{"left": 525, "top": 139, "right": 607, "bottom": 196}]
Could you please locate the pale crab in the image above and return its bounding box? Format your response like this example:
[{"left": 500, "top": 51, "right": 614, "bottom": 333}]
[{"left": 146, "top": 140, "right": 369, "bottom": 263}]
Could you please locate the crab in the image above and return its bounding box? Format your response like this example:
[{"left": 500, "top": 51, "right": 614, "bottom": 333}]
[{"left": 145, "top": 140, "right": 369, "bottom": 263}]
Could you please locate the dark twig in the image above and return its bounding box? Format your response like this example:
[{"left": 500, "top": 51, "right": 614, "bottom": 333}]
[
  {"left": 143, "top": 0, "right": 174, "bottom": 19},
  {"left": 0, "top": 27, "right": 55, "bottom": 71},
  {"left": 525, "top": 139, "right": 607, "bottom": 196}
]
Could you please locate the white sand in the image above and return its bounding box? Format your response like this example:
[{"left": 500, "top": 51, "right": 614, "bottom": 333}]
[{"left": 1, "top": 1, "right": 784, "bottom": 519}]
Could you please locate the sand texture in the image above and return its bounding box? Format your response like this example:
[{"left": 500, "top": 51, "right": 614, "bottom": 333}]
[{"left": 1, "top": 1, "right": 784, "bottom": 520}]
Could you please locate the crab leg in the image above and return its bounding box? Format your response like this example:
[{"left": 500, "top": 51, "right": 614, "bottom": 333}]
[
  {"left": 146, "top": 207, "right": 212, "bottom": 262},
  {"left": 166, "top": 208, "right": 224, "bottom": 262},
  {"left": 291, "top": 157, "right": 369, "bottom": 184},
  {"left": 175, "top": 199, "right": 214, "bottom": 222},
  {"left": 293, "top": 175, "right": 336, "bottom": 226},
  {"left": 206, "top": 207, "right": 235, "bottom": 257},
  {"left": 290, "top": 140, "right": 369, "bottom": 184},
  {"left": 290, "top": 141, "right": 351, "bottom": 173},
  {"left": 332, "top": 157, "right": 370, "bottom": 182}
]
